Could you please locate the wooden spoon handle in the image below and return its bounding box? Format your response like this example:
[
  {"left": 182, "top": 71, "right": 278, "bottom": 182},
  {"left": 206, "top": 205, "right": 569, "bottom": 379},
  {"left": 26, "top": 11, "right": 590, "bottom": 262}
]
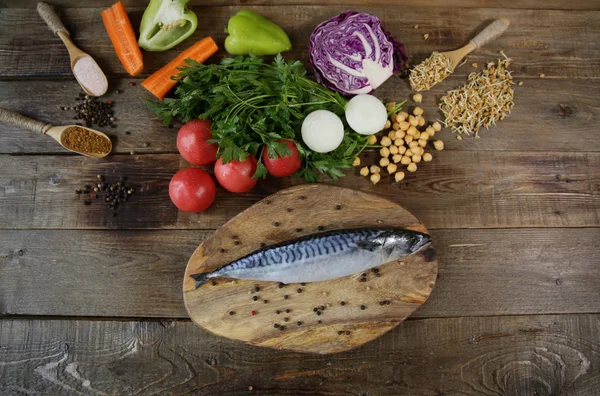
[
  {"left": 37, "top": 2, "right": 69, "bottom": 36},
  {"left": 470, "top": 18, "right": 510, "bottom": 50},
  {"left": 0, "top": 108, "right": 52, "bottom": 134}
]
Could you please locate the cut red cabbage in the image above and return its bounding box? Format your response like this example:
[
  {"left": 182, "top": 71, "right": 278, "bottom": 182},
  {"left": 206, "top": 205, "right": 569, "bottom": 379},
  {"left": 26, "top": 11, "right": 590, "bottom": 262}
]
[{"left": 309, "top": 11, "right": 408, "bottom": 96}]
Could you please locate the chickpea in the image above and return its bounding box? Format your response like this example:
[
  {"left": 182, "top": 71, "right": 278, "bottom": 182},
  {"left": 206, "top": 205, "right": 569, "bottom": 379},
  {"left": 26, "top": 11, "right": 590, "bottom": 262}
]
[
  {"left": 392, "top": 123, "right": 400, "bottom": 131},
  {"left": 413, "top": 106, "right": 424, "bottom": 116},
  {"left": 392, "top": 154, "right": 402, "bottom": 163},
  {"left": 407, "top": 126, "right": 418, "bottom": 136},
  {"left": 408, "top": 115, "right": 419, "bottom": 127},
  {"left": 360, "top": 166, "right": 369, "bottom": 176},
  {"left": 394, "top": 171, "right": 406, "bottom": 182},
  {"left": 379, "top": 157, "right": 390, "bottom": 167},
  {"left": 425, "top": 126, "right": 435, "bottom": 135},
  {"left": 387, "top": 163, "right": 397, "bottom": 174},
  {"left": 384, "top": 120, "right": 391, "bottom": 129},
  {"left": 412, "top": 154, "right": 422, "bottom": 163},
  {"left": 394, "top": 138, "right": 404, "bottom": 146},
  {"left": 380, "top": 147, "right": 390, "bottom": 158},
  {"left": 414, "top": 131, "right": 421, "bottom": 139},
  {"left": 418, "top": 117, "right": 425, "bottom": 127},
  {"left": 385, "top": 102, "right": 396, "bottom": 112},
  {"left": 367, "top": 135, "right": 377, "bottom": 145},
  {"left": 423, "top": 152, "right": 433, "bottom": 162},
  {"left": 352, "top": 157, "right": 361, "bottom": 166},
  {"left": 433, "top": 140, "right": 444, "bottom": 150},
  {"left": 389, "top": 145, "right": 399, "bottom": 155},
  {"left": 395, "top": 130, "right": 406, "bottom": 139},
  {"left": 398, "top": 146, "right": 407, "bottom": 155},
  {"left": 370, "top": 165, "right": 381, "bottom": 174},
  {"left": 411, "top": 146, "right": 421, "bottom": 155},
  {"left": 418, "top": 139, "right": 427, "bottom": 148},
  {"left": 432, "top": 121, "right": 442, "bottom": 132},
  {"left": 370, "top": 173, "right": 381, "bottom": 185},
  {"left": 400, "top": 156, "right": 412, "bottom": 165},
  {"left": 395, "top": 113, "right": 406, "bottom": 123},
  {"left": 420, "top": 132, "right": 430, "bottom": 140},
  {"left": 407, "top": 163, "right": 418, "bottom": 172},
  {"left": 408, "top": 140, "right": 419, "bottom": 148},
  {"left": 412, "top": 93, "right": 423, "bottom": 103},
  {"left": 389, "top": 130, "right": 397, "bottom": 138},
  {"left": 418, "top": 147, "right": 425, "bottom": 156},
  {"left": 405, "top": 149, "right": 413, "bottom": 157},
  {"left": 399, "top": 111, "right": 409, "bottom": 120},
  {"left": 381, "top": 136, "right": 392, "bottom": 146},
  {"left": 399, "top": 121, "right": 410, "bottom": 131},
  {"left": 404, "top": 135, "right": 414, "bottom": 144}
]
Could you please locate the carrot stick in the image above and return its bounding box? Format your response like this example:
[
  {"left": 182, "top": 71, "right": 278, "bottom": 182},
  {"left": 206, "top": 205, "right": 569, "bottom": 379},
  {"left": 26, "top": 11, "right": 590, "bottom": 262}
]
[
  {"left": 101, "top": 2, "right": 143, "bottom": 76},
  {"left": 142, "top": 37, "right": 218, "bottom": 100}
]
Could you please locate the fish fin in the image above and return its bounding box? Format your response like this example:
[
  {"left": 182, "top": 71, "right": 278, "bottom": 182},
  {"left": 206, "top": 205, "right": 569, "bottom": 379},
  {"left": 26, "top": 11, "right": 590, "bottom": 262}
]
[
  {"left": 356, "top": 240, "right": 381, "bottom": 252},
  {"left": 190, "top": 272, "right": 210, "bottom": 289}
]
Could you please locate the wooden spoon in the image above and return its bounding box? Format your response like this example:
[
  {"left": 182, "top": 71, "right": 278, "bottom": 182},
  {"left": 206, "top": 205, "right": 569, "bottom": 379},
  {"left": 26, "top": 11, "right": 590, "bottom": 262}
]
[
  {"left": 441, "top": 18, "right": 510, "bottom": 71},
  {"left": 37, "top": 2, "right": 108, "bottom": 97},
  {"left": 0, "top": 108, "right": 112, "bottom": 158}
]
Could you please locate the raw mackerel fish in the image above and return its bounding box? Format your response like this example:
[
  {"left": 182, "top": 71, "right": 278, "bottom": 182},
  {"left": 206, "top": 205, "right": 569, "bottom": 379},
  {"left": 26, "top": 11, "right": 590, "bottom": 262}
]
[{"left": 191, "top": 228, "right": 430, "bottom": 288}]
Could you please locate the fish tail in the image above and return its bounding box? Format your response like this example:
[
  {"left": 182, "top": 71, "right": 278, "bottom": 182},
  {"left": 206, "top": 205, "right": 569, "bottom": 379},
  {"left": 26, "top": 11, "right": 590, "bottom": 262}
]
[{"left": 190, "top": 272, "right": 211, "bottom": 289}]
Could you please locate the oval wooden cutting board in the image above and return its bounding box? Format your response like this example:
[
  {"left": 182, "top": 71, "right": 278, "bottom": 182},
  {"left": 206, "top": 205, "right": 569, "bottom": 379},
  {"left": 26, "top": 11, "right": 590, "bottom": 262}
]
[{"left": 183, "top": 184, "right": 437, "bottom": 354}]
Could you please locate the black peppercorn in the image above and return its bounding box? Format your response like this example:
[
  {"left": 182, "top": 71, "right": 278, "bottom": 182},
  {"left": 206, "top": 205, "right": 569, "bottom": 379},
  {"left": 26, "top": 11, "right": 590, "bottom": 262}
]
[
  {"left": 360, "top": 305, "right": 366, "bottom": 310},
  {"left": 313, "top": 307, "right": 318, "bottom": 312},
  {"left": 274, "top": 324, "right": 280, "bottom": 328},
  {"left": 229, "top": 311, "right": 235, "bottom": 316},
  {"left": 284, "top": 317, "right": 289, "bottom": 322},
  {"left": 316, "top": 311, "right": 321, "bottom": 316},
  {"left": 278, "top": 283, "right": 285, "bottom": 289},
  {"left": 275, "top": 310, "right": 281, "bottom": 314},
  {"left": 297, "top": 321, "right": 302, "bottom": 326},
  {"left": 319, "top": 305, "right": 325, "bottom": 310},
  {"left": 338, "top": 331, "right": 343, "bottom": 335},
  {"left": 285, "top": 309, "right": 290, "bottom": 313},
  {"left": 301, "top": 283, "right": 306, "bottom": 286},
  {"left": 340, "top": 301, "right": 346, "bottom": 306},
  {"left": 263, "top": 300, "right": 268, "bottom": 304},
  {"left": 284, "top": 295, "right": 289, "bottom": 299},
  {"left": 297, "top": 288, "right": 302, "bottom": 293},
  {"left": 252, "top": 296, "right": 258, "bottom": 301}
]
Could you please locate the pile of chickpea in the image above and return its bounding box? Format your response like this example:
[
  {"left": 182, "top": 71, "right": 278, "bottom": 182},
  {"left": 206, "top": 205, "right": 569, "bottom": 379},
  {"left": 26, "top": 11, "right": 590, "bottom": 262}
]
[{"left": 353, "top": 94, "right": 445, "bottom": 184}]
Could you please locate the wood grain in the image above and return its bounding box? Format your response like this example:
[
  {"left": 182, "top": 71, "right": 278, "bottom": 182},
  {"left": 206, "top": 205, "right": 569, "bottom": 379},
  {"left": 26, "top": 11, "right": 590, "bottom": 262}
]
[
  {"left": 1, "top": 314, "right": 599, "bottom": 395},
  {"left": 3, "top": 0, "right": 600, "bottom": 9},
  {"left": 183, "top": 184, "right": 437, "bottom": 354},
  {"left": 0, "top": 77, "right": 598, "bottom": 154},
  {"left": 0, "top": 6, "right": 599, "bottom": 79},
  {"left": 0, "top": 152, "right": 597, "bottom": 230},
  {"left": 1, "top": 228, "right": 598, "bottom": 318}
]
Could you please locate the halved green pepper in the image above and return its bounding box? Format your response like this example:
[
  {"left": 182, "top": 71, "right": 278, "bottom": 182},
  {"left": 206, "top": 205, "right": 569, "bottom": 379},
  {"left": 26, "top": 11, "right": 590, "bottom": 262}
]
[
  {"left": 225, "top": 10, "right": 292, "bottom": 56},
  {"left": 138, "top": 0, "right": 198, "bottom": 52}
]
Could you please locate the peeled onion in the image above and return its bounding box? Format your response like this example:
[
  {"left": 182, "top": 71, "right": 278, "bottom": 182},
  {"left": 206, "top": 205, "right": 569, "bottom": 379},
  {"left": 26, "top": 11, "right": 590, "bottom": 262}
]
[
  {"left": 301, "top": 110, "right": 344, "bottom": 153},
  {"left": 345, "top": 94, "right": 388, "bottom": 135}
]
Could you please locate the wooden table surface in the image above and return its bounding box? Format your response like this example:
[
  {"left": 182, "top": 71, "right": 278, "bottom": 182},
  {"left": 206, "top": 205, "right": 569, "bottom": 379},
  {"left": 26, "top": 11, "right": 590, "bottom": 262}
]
[{"left": 1, "top": 1, "right": 599, "bottom": 395}]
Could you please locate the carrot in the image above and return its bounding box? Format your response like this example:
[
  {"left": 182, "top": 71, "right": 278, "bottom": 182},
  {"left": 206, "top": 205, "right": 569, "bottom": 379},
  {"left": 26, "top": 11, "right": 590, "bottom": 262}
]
[
  {"left": 101, "top": 2, "right": 143, "bottom": 76},
  {"left": 142, "top": 37, "right": 218, "bottom": 100}
]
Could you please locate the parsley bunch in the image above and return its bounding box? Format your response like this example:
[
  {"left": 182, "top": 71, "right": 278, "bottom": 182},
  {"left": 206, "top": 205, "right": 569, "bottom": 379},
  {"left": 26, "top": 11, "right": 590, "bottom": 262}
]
[{"left": 147, "top": 55, "right": 370, "bottom": 182}]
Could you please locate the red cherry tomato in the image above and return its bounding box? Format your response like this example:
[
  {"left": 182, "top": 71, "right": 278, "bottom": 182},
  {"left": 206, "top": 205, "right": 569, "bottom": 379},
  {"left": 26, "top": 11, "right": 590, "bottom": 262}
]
[
  {"left": 176, "top": 119, "right": 218, "bottom": 166},
  {"left": 263, "top": 139, "right": 302, "bottom": 178},
  {"left": 169, "top": 168, "right": 216, "bottom": 212},
  {"left": 214, "top": 155, "right": 258, "bottom": 193}
]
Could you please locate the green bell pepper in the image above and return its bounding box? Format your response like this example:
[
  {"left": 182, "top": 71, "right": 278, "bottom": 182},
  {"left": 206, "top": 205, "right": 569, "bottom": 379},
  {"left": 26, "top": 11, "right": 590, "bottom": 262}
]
[
  {"left": 225, "top": 10, "right": 292, "bottom": 56},
  {"left": 138, "top": 0, "right": 198, "bottom": 52}
]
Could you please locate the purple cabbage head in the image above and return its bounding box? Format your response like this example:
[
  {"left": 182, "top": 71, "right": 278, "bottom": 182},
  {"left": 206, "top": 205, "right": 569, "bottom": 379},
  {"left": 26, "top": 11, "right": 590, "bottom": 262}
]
[{"left": 309, "top": 11, "right": 409, "bottom": 96}]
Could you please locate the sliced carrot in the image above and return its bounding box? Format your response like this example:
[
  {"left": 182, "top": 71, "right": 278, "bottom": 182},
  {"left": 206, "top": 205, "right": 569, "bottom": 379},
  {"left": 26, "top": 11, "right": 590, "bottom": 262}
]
[
  {"left": 142, "top": 37, "right": 218, "bottom": 100},
  {"left": 101, "top": 2, "right": 143, "bottom": 76}
]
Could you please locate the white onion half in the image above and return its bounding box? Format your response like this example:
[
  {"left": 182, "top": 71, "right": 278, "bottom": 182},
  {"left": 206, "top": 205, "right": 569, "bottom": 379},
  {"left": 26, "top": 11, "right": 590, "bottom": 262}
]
[
  {"left": 345, "top": 94, "right": 387, "bottom": 135},
  {"left": 301, "top": 110, "right": 344, "bottom": 153}
]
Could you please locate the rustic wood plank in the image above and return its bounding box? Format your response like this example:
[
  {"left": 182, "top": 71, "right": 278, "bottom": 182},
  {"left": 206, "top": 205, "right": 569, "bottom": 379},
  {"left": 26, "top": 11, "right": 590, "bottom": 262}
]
[
  {"left": 1, "top": 228, "right": 598, "bottom": 318},
  {"left": 0, "top": 77, "right": 597, "bottom": 154},
  {"left": 3, "top": 0, "right": 600, "bottom": 10},
  {"left": 0, "top": 6, "right": 598, "bottom": 79},
  {"left": 1, "top": 314, "right": 599, "bottom": 395},
  {"left": 0, "top": 152, "right": 597, "bottom": 230}
]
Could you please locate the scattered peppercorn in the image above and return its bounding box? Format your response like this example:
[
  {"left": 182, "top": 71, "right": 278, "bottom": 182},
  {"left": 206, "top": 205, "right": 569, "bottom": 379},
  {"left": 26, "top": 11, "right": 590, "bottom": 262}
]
[
  {"left": 276, "top": 310, "right": 281, "bottom": 314},
  {"left": 340, "top": 301, "right": 346, "bottom": 306},
  {"left": 129, "top": 82, "right": 136, "bottom": 87},
  {"left": 66, "top": 93, "right": 117, "bottom": 128},
  {"left": 319, "top": 305, "right": 325, "bottom": 310},
  {"left": 297, "top": 321, "right": 302, "bottom": 326},
  {"left": 285, "top": 309, "right": 291, "bottom": 313},
  {"left": 274, "top": 324, "right": 280, "bottom": 328},
  {"left": 317, "top": 320, "right": 322, "bottom": 324},
  {"left": 360, "top": 305, "right": 366, "bottom": 310},
  {"left": 254, "top": 286, "right": 260, "bottom": 292},
  {"left": 301, "top": 283, "right": 306, "bottom": 286},
  {"left": 338, "top": 331, "right": 343, "bottom": 335},
  {"left": 345, "top": 331, "right": 351, "bottom": 335},
  {"left": 263, "top": 300, "right": 269, "bottom": 304},
  {"left": 279, "top": 326, "right": 286, "bottom": 331},
  {"left": 251, "top": 310, "right": 257, "bottom": 316},
  {"left": 229, "top": 311, "right": 235, "bottom": 316},
  {"left": 316, "top": 311, "right": 322, "bottom": 316},
  {"left": 297, "top": 288, "right": 302, "bottom": 293},
  {"left": 211, "top": 281, "right": 217, "bottom": 286},
  {"left": 252, "top": 296, "right": 258, "bottom": 301},
  {"left": 313, "top": 307, "right": 319, "bottom": 312},
  {"left": 278, "top": 283, "right": 285, "bottom": 288},
  {"left": 284, "top": 317, "right": 289, "bottom": 322},
  {"left": 284, "top": 295, "right": 289, "bottom": 300}
]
